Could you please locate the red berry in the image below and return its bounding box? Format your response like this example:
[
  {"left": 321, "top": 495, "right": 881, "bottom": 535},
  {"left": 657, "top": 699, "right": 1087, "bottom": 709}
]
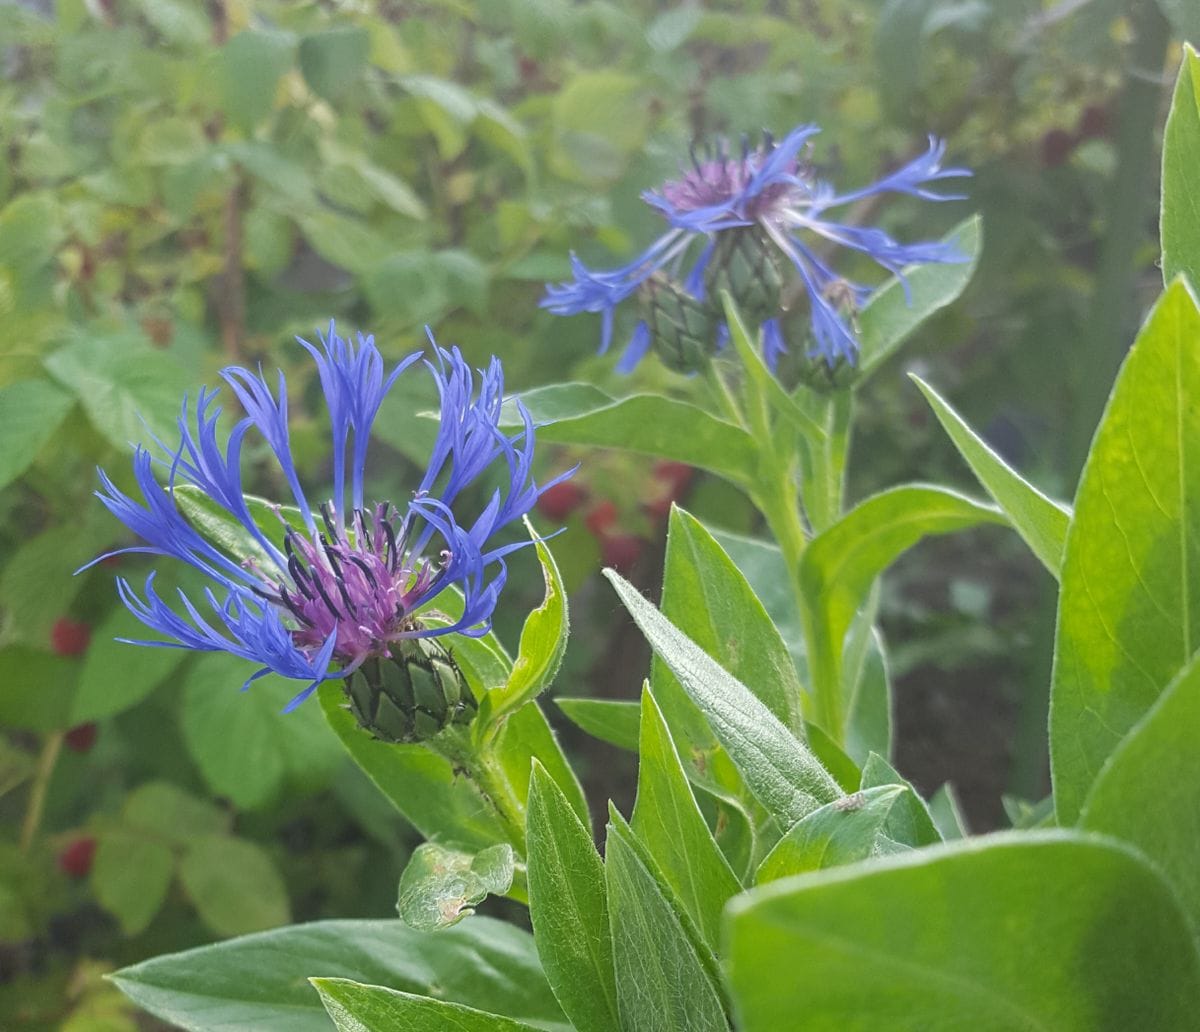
[
  {"left": 58, "top": 836, "right": 97, "bottom": 879},
  {"left": 643, "top": 494, "right": 674, "bottom": 523},
  {"left": 536, "top": 480, "right": 587, "bottom": 521},
  {"left": 600, "top": 533, "right": 642, "bottom": 572},
  {"left": 584, "top": 500, "right": 619, "bottom": 537},
  {"left": 653, "top": 461, "right": 694, "bottom": 495},
  {"left": 51, "top": 618, "right": 91, "bottom": 657},
  {"left": 64, "top": 723, "right": 98, "bottom": 754},
  {"left": 1077, "top": 104, "right": 1110, "bottom": 140},
  {"left": 1039, "top": 128, "right": 1075, "bottom": 168}
]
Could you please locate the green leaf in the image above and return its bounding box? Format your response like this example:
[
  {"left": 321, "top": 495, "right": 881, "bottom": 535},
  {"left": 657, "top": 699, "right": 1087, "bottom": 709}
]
[
  {"left": 709, "top": 526, "right": 889, "bottom": 766},
  {"left": 219, "top": 30, "right": 295, "bottom": 133},
  {"left": 526, "top": 762, "right": 619, "bottom": 1032},
  {"left": 1051, "top": 280, "right": 1200, "bottom": 822},
  {"left": 0, "top": 379, "right": 73, "bottom": 491},
  {"left": 860, "top": 752, "right": 941, "bottom": 848},
  {"left": 44, "top": 334, "right": 193, "bottom": 452},
  {"left": 182, "top": 654, "right": 343, "bottom": 810},
  {"left": 928, "top": 783, "right": 968, "bottom": 840},
  {"left": 721, "top": 292, "right": 825, "bottom": 441},
  {"left": 755, "top": 785, "right": 905, "bottom": 884},
  {"left": 555, "top": 697, "right": 640, "bottom": 751},
  {"left": 178, "top": 834, "right": 290, "bottom": 938},
  {"left": 1081, "top": 655, "right": 1200, "bottom": 932},
  {"left": 92, "top": 830, "right": 174, "bottom": 936},
  {"left": 501, "top": 386, "right": 758, "bottom": 488},
  {"left": 799, "top": 485, "right": 1004, "bottom": 739},
  {"left": 911, "top": 375, "right": 1070, "bottom": 578},
  {"left": 319, "top": 680, "right": 508, "bottom": 849},
  {"left": 70, "top": 606, "right": 184, "bottom": 722},
  {"left": 632, "top": 687, "right": 742, "bottom": 949},
  {"left": 857, "top": 216, "right": 981, "bottom": 377},
  {"left": 111, "top": 917, "right": 565, "bottom": 1032},
  {"left": 725, "top": 831, "right": 1200, "bottom": 1032},
  {"left": 606, "top": 570, "right": 841, "bottom": 827},
  {"left": 551, "top": 72, "right": 650, "bottom": 185},
  {"left": 396, "top": 842, "right": 515, "bottom": 931},
  {"left": 1162, "top": 46, "right": 1200, "bottom": 292},
  {"left": 480, "top": 524, "right": 568, "bottom": 728},
  {"left": 658, "top": 507, "right": 805, "bottom": 736},
  {"left": 0, "top": 646, "right": 77, "bottom": 731},
  {"left": 298, "top": 28, "right": 371, "bottom": 103},
  {"left": 314, "top": 979, "right": 546, "bottom": 1032},
  {"left": 123, "top": 781, "right": 229, "bottom": 842},
  {"left": 172, "top": 484, "right": 307, "bottom": 570},
  {"left": 605, "top": 815, "right": 729, "bottom": 1032}
]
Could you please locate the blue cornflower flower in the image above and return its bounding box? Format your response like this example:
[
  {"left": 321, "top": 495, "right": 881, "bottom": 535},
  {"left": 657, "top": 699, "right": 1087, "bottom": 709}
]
[
  {"left": 86, "top": 324, "right": 569, "bottom": 715},
  {"left": 542, "top": 125, "right": 970, "bottom": 371}
]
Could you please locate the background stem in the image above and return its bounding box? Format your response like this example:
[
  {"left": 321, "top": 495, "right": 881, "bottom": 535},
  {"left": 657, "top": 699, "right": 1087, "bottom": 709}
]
[{"left": 20, "top": 731, "right": 63, "bottom": 854}]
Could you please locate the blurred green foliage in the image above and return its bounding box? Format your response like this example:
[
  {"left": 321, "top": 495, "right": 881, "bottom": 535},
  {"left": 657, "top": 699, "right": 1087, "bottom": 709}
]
[{"left": 0, "top": 0, "right": 1180, "bottom": 1026}]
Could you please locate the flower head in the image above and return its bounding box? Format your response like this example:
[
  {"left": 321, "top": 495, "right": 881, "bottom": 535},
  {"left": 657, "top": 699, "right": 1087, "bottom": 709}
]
[
  {"left": 542, "top": 125, "right": 970, "bottom": 371},
  {"left": 86, "top": 324, "right": 568, "bottom": 715}
]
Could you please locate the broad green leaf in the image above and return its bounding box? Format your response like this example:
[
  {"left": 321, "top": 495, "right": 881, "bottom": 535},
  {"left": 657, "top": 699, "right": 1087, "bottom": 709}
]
[
  {"left": 182, "top": 654, "right": 343, "bottom": 810},
  {"left": 44, "top": 334, "right": 193, "bottom": 452},
  {"left": 632, "top": 687, "right": 742, "bottom": 949},
  {"left": 92, "top": 830, "right": 174, "bottom": 936},
  {"left": 911, "top": 375, "right": 1070, "bottom": 577},
  {"left": 1081, "top": 655, "right": 1200, "bottom": 931},
  {"left": 298, "top": 28, "right": 370, "bottom": 103},
  {"left": 551, "top": 72, "right": 650, "bottom": 185},
  {"left": 607, "top": 570, "right": 841, "bottom": 827},
  {"left": 725, "top": 831, "right": 1200, "bottom": 1032},
  {"left": 755, "top": 785, "right": 905, "bottom": 884},
  {"left": 319, "top": 679, "right": 509, "bottom": 850},
  {"left": 122, "top": 781, "right": 229, "bottom": 842},
  {"left": 605, "top": 815, "right": 728, "bottom": 1032},
  {"left": 0, "top": 379, "right": 73, "bottom": 491},
  {"left": 860, "top": 752, "right": 941, "bottom": 848},
  {"left": 0, "top": 646, "right": 77, "bottom": 731},
  {"left": 526, "top": 762, "right": 619, "bottom": 1032},
  {"left": 658, "top": 507, "right": 805, "bottom": 736},
  {"left": 1162, "top": 46, "right": 1200, "bottom": 290},
  {"left": 0, "top": 513, "right": 109, "bottom": 646},
  {"left": 218, "top": 30, "right": 295, "bottom": 133},
  {"left": 314, "top": 979, "right": 545, "bottom": 1032},
  {"left": 481, "top": 525, "right": 568, "bottom": 729},
  {"left": 396, "top": 842, "right": 515, "bottom": 931},
  {"left": 799, "top": 485, "right": 1004, "bottom": 739},
  {"left": 178, "top": 835, "right": 290, "bottom": 938},
  {"left": 111, "top": 917, "right": 566, "bottom": 1032},
  {"left": 1051, "top": 280, "right": 1200, "bottom": 822},
  {"left": 501, "top": 387, "right": 757, "bottom": 488},
  {"left": 857, "top": 216, "right": 982, "bottom": 377},
  {"left": 70, "top": 606, "right": 184, "bottom": 722},
  {"left": 555, "top": 697, "right": 640, "bottom": 751}
]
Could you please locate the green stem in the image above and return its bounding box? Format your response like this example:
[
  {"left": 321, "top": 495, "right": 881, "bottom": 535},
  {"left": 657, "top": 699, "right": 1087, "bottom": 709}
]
[
  {"left": 432, "top": 727, "right": 527, "bottom": 853},
  {"left": 20, "top": 731, "right": 63, "bottom": 854}
]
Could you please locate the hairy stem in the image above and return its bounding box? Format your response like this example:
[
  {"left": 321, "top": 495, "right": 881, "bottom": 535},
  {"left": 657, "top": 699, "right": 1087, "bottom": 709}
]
[{"left": 19, "top": 731, "right": 63, "bottom": 854}]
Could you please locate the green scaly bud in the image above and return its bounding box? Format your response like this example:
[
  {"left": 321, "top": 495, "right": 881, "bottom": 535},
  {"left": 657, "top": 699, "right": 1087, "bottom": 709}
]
[
  {"left": 344, "top": 636, "right": 476, "bottom": 745},
  {"left": 638, "top": 272, "right": 716, "bottom": 373},
  {"left": 702, "top": 227, "right": 785, "bottom": 325}
]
